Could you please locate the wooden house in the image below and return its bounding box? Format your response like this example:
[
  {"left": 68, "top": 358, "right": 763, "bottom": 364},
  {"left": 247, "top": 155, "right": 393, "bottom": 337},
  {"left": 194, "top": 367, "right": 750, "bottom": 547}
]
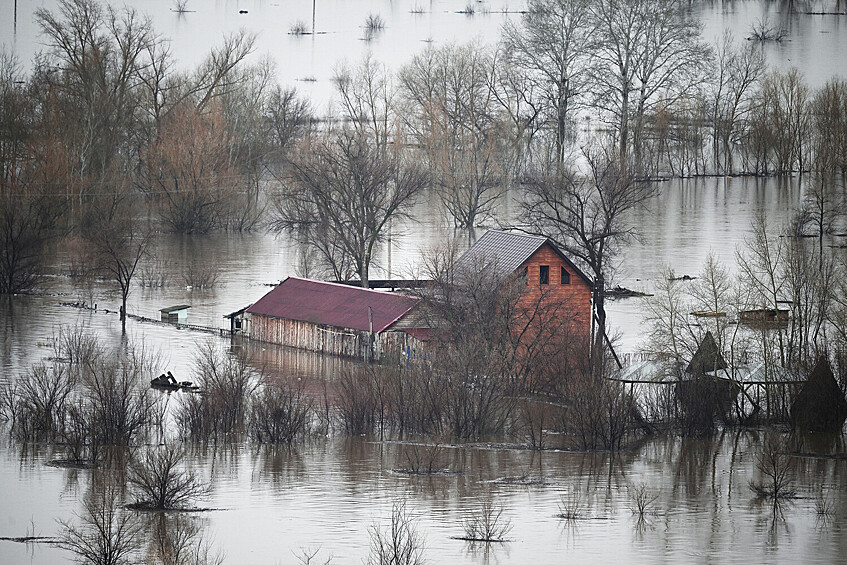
[
  {"left": 452, "top": 230, "right": 593, "bottom": 335},
  {"left": 234, "top": 277, "right": 427, "bottom": 361}
]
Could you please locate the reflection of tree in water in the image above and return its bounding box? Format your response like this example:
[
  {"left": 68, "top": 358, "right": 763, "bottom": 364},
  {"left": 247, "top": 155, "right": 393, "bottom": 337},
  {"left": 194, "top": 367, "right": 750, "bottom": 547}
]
[
  {"left": 249, "top": 444, "right": 307, "bottom": 490},
  {"left": 145, "top": 513, "right": 223, "bottom": 565}
]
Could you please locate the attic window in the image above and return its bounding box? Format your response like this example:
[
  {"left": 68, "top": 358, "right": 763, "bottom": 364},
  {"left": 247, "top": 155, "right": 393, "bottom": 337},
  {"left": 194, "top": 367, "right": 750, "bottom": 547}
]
[
  {"left": 540, "top": 265, "right": 549, "bottom": 285},
  {"left": 520, "top": 266, "right": 528, "bottom": 285},
  {"left": 561, "top": 267, "right": 570, "bottom": 285}
]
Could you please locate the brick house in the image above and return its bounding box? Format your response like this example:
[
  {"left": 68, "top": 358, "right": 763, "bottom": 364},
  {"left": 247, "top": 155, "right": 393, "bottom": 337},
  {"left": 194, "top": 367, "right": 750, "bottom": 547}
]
[{"left": 452, "top": 230, "right": 593, "bottom": 335}]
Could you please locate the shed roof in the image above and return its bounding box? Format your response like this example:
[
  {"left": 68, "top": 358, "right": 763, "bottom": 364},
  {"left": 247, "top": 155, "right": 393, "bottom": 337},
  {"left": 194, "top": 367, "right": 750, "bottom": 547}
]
[
  {"left": 452, "top": 230, "right": 592, "bottom": 285},
  {"left": 160, "top": 304, "right": 190, "bottom": 314},
  {"left": 245, "top": 277, "right": 419, "bottom": 334}
]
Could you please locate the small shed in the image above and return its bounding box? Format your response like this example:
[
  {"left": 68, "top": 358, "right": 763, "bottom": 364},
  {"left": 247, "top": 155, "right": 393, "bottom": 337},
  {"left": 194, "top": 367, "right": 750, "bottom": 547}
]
[
  {"left": 790, "top": 357, "right": 847, "bottom": 433},
  {"left": 160, "top": 304, "right": 190, "bottom": 323}
]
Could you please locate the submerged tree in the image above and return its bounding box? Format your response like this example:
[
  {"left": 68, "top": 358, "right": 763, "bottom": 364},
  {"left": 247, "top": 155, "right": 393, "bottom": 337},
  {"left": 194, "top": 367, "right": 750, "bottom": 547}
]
[
  {"left": 272, "top": 57, "right": 427, "bottom": 287},
  {"left": 35, "top": 0, "right": 160, "bottom": 183},
  {"left": 272, "top": 127, "right": 426, "bottom": 288},
  {"left": 0, "top": 50, "right": 65, "bottom": 293},
  {"left": 400, "top": 42, "right": 506, "bottom": 229},
  {"left": 141, "top": 102, "right": 240, "bottom": 234},
  {"left": 590, "top": 0, "right": 711, "bottom": 169},
  {"left": 128, "top": 444, "right": 208, "bottom": 509},
  {"left": 81, "top": 181, "right": 152, "bottom": 332},
  {"left": 501, "top": 0, "right": 594, "bottom": 165},
  {"left": 521, "top": 149, "right": 655, "bottom": 374},
  {"left": 60, "top": 478, "right": 142, "bottom": 565}
]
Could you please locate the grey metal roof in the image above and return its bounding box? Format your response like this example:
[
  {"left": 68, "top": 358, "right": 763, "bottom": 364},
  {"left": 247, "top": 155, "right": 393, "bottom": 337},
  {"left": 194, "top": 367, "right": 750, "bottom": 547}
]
[
  {"left": 451, "top": 230, "right": 593, "bottom": 286},
  {"left": 452, "top": 230, "right": 548, "bottom": 277}
]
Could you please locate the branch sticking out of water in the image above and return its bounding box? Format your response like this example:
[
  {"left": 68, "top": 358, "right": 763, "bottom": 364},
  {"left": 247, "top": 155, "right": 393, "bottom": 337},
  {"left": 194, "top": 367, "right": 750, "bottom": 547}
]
[
  {"left": 457, "top": 501, "right": 513, "bottom": 543},
  {"left": 748, "top": 18, "right": 787, "bottom": 41}
]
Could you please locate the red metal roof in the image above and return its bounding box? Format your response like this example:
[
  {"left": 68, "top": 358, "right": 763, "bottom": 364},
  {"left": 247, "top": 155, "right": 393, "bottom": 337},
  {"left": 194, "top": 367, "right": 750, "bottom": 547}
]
[{"left": 246, "top": 277, "right": 419, "bottom": 333}]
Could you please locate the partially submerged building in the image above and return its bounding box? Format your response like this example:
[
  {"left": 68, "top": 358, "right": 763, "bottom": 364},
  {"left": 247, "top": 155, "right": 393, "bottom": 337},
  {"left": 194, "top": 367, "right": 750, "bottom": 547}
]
[
  {"left": 229, "top": 277, "right": 427, "bottom": 361},
  {"left": 452, "top": 230, "right": 593, "bottom": 335},
  {"left": 160, "top": 304, "right": 190, "bottom": 323}
]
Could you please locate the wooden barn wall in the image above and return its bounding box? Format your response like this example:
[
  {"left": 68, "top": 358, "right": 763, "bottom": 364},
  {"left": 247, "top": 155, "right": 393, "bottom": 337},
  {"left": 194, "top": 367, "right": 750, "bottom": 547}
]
[{"left": 247, "top": 315, "right": 427, "bottom": 361}]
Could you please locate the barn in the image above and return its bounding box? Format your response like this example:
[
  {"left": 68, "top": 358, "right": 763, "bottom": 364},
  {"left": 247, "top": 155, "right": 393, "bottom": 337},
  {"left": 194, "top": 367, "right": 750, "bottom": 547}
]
[
  {"left": 233, "top": 277, "right": 427, "bottom": 361},
  {"left": 453, "top": 230, "right": 593, "bottom": 335}
]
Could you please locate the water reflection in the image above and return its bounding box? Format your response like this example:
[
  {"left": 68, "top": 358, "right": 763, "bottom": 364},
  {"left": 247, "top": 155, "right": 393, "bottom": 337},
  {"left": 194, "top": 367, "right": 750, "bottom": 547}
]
[{"left": 0, "top": 431, "right": 846, "bottom": 563}]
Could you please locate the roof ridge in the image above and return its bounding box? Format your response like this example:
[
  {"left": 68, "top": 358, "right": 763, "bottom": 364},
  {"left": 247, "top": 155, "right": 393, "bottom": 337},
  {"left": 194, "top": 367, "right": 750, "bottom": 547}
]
[
  {"left": 287, "top": 276, "right": 418, "bottom": 298},
  {"left": 486, "top": 229, "right": 547, "bottom": 241}
]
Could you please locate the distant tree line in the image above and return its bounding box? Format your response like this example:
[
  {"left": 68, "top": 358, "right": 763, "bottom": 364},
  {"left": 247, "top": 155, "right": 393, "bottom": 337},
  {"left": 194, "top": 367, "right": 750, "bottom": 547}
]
[{"left": 3, "top": 0, "right": 847, "bottom": 305}]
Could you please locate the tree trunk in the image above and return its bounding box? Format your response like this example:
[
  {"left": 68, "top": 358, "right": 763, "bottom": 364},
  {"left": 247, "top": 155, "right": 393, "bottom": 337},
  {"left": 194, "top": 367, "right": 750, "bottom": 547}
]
[{"left": 592, "top": 274, "right": 606, "bottom": 379}]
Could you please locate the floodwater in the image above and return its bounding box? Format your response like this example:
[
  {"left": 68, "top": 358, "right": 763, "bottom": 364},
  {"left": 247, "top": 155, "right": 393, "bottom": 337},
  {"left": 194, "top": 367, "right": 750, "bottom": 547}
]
[{"left": 3, "top": 0, "right": 847, "bottom": 563}]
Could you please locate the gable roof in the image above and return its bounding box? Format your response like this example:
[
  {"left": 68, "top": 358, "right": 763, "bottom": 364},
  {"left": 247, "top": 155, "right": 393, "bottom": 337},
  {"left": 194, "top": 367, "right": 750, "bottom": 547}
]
[
  {"left": 245, "top": 277, "right": 419, "bottom": 334},
  {"left": 452, "top": 230, "right": 592, "bottom": 286},
  {"left": 685, "top": 331, "right": 728, "bottom": 375}
]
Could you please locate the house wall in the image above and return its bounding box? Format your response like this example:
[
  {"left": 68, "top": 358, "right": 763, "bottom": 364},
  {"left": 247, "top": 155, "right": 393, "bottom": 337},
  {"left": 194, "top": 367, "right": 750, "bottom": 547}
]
[
  {"left": 518, "top": 244, "right": 592, "bottom": 334},
  {"left": 246, "top": 314, "right": 425, "bottom": 361}
]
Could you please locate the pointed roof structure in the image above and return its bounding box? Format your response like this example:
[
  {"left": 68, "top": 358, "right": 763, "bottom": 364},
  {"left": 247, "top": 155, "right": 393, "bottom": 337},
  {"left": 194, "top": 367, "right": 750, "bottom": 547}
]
[
  {"left": 685, "top": 331, "right": 727, "bottom": 375},
  {"left": 791, "top": 357, "right": 847, "bottom": 433},
  {"left": 451, "top": 230, "right": 592, "bottom": 285}
]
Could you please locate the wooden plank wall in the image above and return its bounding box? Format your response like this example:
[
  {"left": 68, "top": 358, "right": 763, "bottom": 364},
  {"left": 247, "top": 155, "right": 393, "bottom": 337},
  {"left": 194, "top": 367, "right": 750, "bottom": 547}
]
[{"left": 248, "top": 315, "right": 427, "bottom": 361}]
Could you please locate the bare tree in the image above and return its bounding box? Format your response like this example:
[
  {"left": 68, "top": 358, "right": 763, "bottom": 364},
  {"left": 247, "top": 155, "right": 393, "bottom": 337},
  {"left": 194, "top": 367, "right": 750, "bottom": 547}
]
[
  {"left": 81, "top": 182, "right": 152, "bottom": 331},
  {"left": 264, "top": 85, "right": 313, "bottom": 158},
  {"left": 521, "top": 149, "right": 655, "bottom": 373},
  {"left": 367, "top": 500, "right": 426, "bottom": 565},
  {"left": 176, "top": 343, "right": 258, "bottom": 439},
  {"left": 590, "top": 0, "right": 711, "bottom": 169},
  {"left": 749, "top": 70, "right": 812, "bottom": 174},
  {"left": 333, "top": 55, "right": 395, "bottom": 153},
  {"left": 0, "top": 50, "right": 65, "bottom": 293},
  {"left": 459, "top": 500, "right": 513, "bottom": 543},
  {"left": 83, "top": 354, "right": 155, "bottom": 446},
  {"left": 641, "top": 266, "right": 695, "bottom": 377},
  {"left": 35, "top": 0, "right": 160, "bottom": 182},
  {"left": 749, "top": 433, "right": 795, "bottom": 499},
  {"left": 272, "top": 127, "right": 426, "bottom": 288},
  {"left": 501, "top": 0, "right": 594, "bottom": 165},
  {"left": 400, "top": 43, "right": 506, "bottom": 229},
  {"left": 141, "top": 102, "right": 239, "bottom": 233},
  {"left": 709, "top": 33, "right": 765, "bottom": 174},
  {"left": 247, "top": 378, "right": 313, "bottom": 444},
  {"left": 796, "top": 176, "right": 843, "bottom": 269},
  {"left": 128, "top": 444, "right": 208, "bottom": 510},
  {"left": 737, "top": 213, "right": 788, "bottom": 367},
  {"left": 272, "top": 57, "right": 426, "bottom": 287},
  {"left": 189, "top": 30, "right": 257, "bottom": 113},
  {"left": 812, "top": 78, "right": 847, "bottom": 176},
  {"left": 59, "top": 478, "right": 142, "bottom": 565}
]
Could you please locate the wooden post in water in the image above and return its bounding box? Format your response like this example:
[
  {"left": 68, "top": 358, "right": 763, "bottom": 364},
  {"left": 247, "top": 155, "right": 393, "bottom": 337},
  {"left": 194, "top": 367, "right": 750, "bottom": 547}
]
[{"left": 312, "top": 0, "right": 316, "bottom": 33}]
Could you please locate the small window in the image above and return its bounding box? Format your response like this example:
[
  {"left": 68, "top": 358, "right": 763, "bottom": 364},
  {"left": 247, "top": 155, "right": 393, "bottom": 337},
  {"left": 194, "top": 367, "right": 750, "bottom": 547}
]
[
  {"left": 520, "top": 266, "right": 528, "bottom": 285},
  {"left": 561, "top": 267, "right": 571, "bottom": 285},
  {"left": 539, "top": 265, "right": 549, "bottom": 285}
]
